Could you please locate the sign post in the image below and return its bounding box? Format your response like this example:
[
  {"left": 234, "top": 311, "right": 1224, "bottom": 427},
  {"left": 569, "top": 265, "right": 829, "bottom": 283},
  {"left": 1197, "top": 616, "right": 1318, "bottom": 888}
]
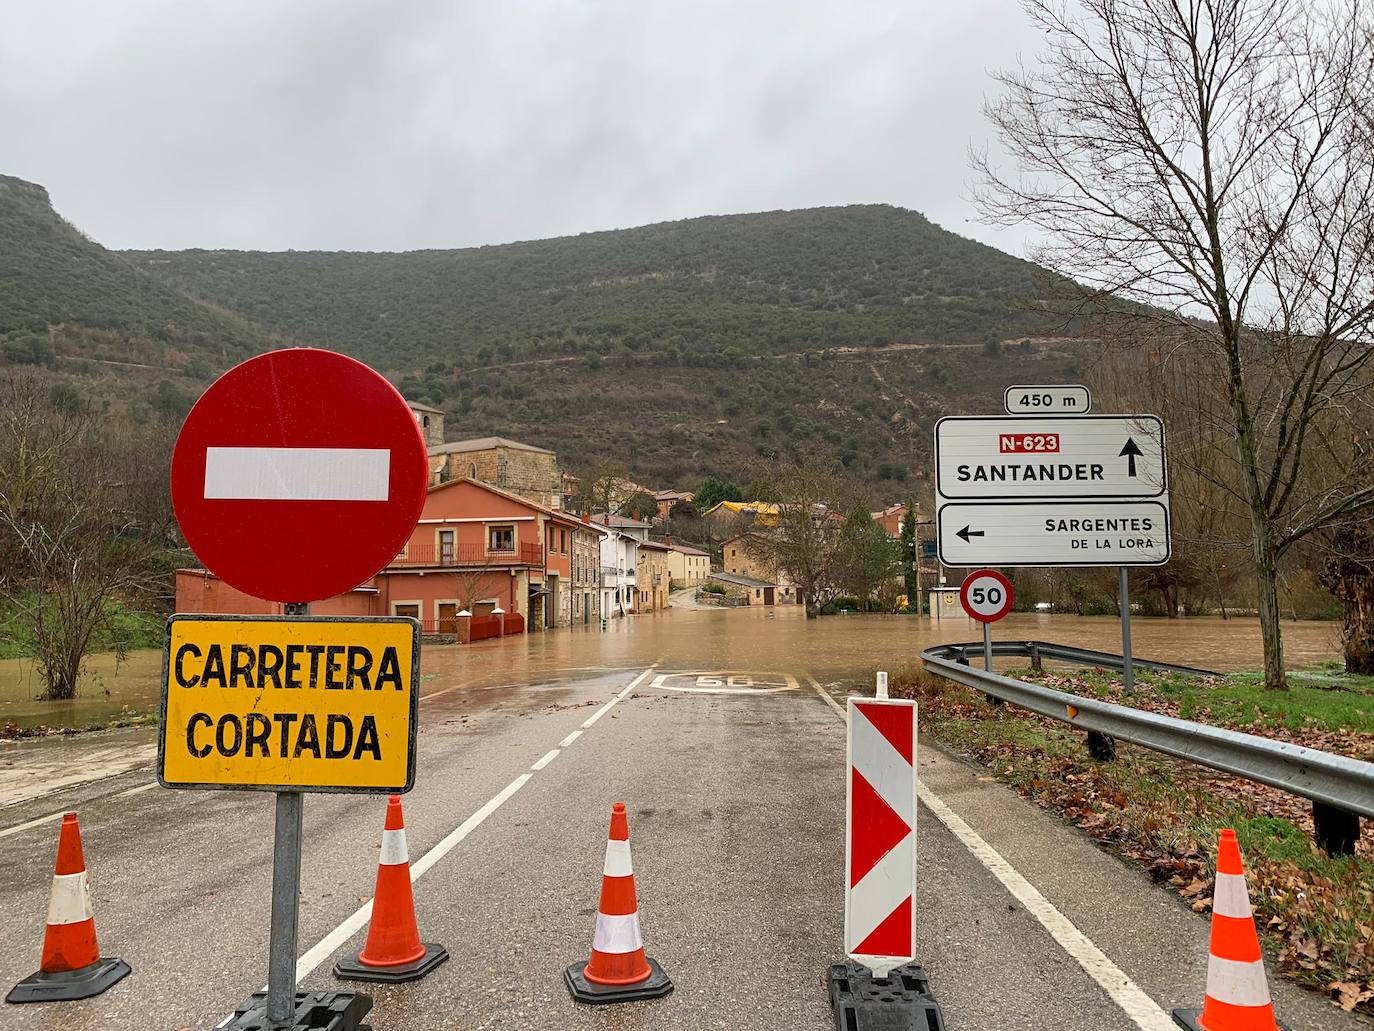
[
  {"left": 165, "top": 349, "right": 429, "bottom": 1031},
  {"left": 1119, "top": 568, "right": 1134, "bottom": 694},
  {"left": 959, "top": 569, "right": 1014, "bottom": 673}
]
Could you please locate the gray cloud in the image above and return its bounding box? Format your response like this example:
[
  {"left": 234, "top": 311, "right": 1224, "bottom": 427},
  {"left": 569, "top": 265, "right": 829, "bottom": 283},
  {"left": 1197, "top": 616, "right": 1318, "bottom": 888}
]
[{"left": 1, "top": 0, "right": 1044, "bottom": 254}]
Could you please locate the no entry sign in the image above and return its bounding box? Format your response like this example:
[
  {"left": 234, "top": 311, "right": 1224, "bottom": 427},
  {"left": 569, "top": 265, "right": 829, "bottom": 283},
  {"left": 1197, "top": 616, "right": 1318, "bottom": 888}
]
[
  {"left": 959, "top": 569, "right": 1014, "bottom": 623},
  {"left": 171, "top": 349, "right": 430, "bottom": 603}
]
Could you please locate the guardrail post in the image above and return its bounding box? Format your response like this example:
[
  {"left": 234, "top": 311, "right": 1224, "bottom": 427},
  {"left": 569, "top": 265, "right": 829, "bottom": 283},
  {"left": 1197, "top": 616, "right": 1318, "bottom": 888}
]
[
  {"left": 1085, "top": 730, "right": 1116, "bottom": 762},
  {"left": 1029, "top": 642, "right": 1042, "bottom": 672},
  {"left": 1312, "top": 800, "right": 1360, "bottom": 856}
]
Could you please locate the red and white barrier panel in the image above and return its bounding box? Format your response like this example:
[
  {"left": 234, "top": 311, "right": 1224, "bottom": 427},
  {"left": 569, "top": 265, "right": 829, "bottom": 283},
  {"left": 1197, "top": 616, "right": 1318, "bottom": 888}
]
[{"left": 844, "top": 697, "right": 917, "bottom": 978}]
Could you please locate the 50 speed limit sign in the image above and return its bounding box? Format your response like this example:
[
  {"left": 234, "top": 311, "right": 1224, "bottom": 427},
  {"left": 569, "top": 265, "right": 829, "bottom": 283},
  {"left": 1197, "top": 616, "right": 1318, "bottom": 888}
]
[{"left": 959, "top": 569, "right": 1014, "bottom": 623}]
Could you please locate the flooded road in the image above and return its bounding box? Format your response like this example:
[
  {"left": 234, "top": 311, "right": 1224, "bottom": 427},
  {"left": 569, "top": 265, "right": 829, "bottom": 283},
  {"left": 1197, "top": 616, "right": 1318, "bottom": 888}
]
[{"left": 0, "top": 607, "right": 1343, "bottom": 730}]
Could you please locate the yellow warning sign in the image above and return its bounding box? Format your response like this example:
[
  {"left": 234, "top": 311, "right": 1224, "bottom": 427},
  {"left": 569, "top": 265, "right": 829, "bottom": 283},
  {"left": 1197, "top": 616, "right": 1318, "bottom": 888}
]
[{"left": 159, "top": 615, "right": 420, "bottom": 793}]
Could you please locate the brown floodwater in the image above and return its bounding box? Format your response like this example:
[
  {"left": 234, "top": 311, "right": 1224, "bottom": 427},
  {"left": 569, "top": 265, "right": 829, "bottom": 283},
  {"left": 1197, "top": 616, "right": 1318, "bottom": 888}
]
[{"left": 0, "top": 608, "right": 1344, "bottom": 730}]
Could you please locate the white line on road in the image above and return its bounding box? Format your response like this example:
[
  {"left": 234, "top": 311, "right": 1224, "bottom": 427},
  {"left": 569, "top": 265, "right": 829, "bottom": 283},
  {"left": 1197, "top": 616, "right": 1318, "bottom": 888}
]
[
  {"left": 805, "top": 674, "right": 1175, "bottom": 1031},
  {"left": 0, "top": 781, "right": 158, "bottom": 840},
  {"left": 290, "top": 663, "right": 659, "bottom": 984},
  {"left": 530, "top": 749, "right": 560, "bottom": 771},
  {"left": 559, "top": 730, "right": 582, "bottom": 747}
]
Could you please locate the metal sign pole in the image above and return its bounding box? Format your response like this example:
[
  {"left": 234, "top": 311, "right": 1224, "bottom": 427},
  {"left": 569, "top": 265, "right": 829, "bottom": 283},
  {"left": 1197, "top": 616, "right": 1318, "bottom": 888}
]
[
  {"left": 983, "top": 621, "right": 993, "bottom": 672},
  {"left": 1118, "top": 568, "right": 1135, "bottom": 694},
  {"left": 268, "top": 600, "right": 309, "bottom": 1027}
]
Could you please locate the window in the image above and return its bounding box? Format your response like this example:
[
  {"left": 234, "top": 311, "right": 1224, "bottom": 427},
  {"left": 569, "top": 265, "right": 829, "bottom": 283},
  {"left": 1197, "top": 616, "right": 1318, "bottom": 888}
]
[
  {"left": 488, "top": 525, "right": 515, "bottom": 552},
  {"left": 560, "top": 529, "right": 568, "bottom": 555},
  {"left": 439, "top": 529, "right": 455, "bottom": 562}
]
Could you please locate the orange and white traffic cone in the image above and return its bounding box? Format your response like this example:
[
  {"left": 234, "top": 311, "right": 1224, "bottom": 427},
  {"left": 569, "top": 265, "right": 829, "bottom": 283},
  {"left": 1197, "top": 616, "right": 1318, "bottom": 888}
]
[
  {"left": 1173, "top": 829, "right": 1288, "bottom": 1030},
  {"left": 6, "top": 813, "right": 130, "bottom": 1004},
  {"left": 565, "top": 802, "right": 673, "bottom": 1005},
  {"left": 334, "top": 795, "right": 448, "bottom": 983}
]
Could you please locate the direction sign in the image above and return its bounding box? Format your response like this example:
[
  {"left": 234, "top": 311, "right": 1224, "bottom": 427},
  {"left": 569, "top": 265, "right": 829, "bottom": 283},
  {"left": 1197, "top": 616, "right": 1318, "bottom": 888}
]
[
  {"left": 938, "top": 500, "right": 1171, "bottom": 567},
  {"left": 171, "top": 349, "right": 430, "bottom": 603},
  {"left": 1004, "top": 384, "right": 1091, "bottom": 415},
  {"left": 934, "top": 415, "right": 1166, "bottom": 500},
  {"left": 959, "top": 569, "right": 1014, "bottom": 622},
  {"left": 159, "top": 615, "right": 420, "bottom": 793}
]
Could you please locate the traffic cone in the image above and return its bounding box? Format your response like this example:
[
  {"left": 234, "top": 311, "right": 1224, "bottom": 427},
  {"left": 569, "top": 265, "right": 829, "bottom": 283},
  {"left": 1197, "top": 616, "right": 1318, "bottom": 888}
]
[
  {"left": 333, "top": 795, "right": 448, "bottom": 983},
  {"left": 6, "top": 813, "right": 130, "bottom": 1004},
  {"left": 1173, "top": 829, "right": 1289, "bottom": 1030},
  {"left": 565, "top": 802, "right": 673, "bottom": 1005}
]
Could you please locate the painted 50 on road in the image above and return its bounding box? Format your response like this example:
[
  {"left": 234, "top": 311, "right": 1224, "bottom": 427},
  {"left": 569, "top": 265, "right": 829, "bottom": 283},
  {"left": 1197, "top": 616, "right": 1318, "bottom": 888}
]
[{"left": 158, "top": 614, "right": 420, "bottom": 793}]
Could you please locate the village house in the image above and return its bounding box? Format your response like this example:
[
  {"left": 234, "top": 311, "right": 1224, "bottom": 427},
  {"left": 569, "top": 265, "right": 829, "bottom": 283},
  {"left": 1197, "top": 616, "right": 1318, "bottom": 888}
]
[
  {"left": 871, "top": 503, "right": 907, "bottom": 538},
  {"left": 653, "top": 489, "right": 694, "bottom": 521},
  {"left": 176, "top": 477, "right": 600, "bottom": 639},
  {"left": 588, "top": 521, "right": 638, "bottom": 619},
  {"left": 428, "top": 436, "right": 563, "bottom": 509},
  {"left": 716, "top": 531, "right": 800, "bottom": 606},
  {"left": 569, "top": 516, "right": 602, "bottom": 625},
  {"left": 661, "top": 539, "right": 710, "bottom": 585},
  {"left": 593, "top": 513, "right": 652, "bottom": 542},
  {"left": 635, "top": 540, "right": 672, "bottom": 612}
]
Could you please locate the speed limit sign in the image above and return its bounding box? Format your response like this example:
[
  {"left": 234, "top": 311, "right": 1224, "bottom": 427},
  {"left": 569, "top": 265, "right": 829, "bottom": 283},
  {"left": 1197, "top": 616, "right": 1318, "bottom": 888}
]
[{"left": 959, "top": 569, "right": 1014, "bottom": 623}]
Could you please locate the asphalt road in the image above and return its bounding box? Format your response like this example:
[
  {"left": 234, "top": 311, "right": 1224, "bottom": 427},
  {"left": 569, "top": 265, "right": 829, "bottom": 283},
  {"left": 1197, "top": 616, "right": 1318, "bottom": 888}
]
[{"left": 0, "top": 640, "right": 1366, "bottom": 1030}]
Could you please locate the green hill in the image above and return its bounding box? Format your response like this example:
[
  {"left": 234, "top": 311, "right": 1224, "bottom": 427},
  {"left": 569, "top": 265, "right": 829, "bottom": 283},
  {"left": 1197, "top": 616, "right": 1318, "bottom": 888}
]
[
  {"left": 0, "top": 175, "right": 268, "bottom": 373},
  {"left": 126, "top": 205, "right": 1065, "bottom": 373},
  {"left": 0, "top": 176, "right": 1091, "bottom": 492}
]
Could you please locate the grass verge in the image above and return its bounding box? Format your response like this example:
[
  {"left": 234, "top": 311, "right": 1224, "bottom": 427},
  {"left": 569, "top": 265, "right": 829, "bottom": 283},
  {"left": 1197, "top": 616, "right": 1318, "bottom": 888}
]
[{"left": 892, "top": 664, "right": 1374, "bottom": 1016}]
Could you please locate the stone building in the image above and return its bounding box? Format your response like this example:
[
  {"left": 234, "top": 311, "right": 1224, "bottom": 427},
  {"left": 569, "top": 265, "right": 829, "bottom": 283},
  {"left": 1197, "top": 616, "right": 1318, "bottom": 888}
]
[
  {"left": 569, "top": 520, "right": 602, "bottom": 625},
  {"left": 429, "top": 436, "right": 562, "bottom": 509},
  {"left": 720, "top": 532, "right": 800, "bottom": 605},
  {"left": 407, "top": 400, "right": 445, "bottom": 448},
  {"left": 636, "top": 540, "right": 672, "bottom": 612}
]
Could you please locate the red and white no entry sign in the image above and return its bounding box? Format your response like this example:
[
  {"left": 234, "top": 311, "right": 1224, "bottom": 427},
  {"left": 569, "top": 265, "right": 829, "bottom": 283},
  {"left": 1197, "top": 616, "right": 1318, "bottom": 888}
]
[
  {"left": 959, "top": 569, "right": 1014, "bottom": 623},
  {"left": 171, "top": 349, "right": 430, "bottom": 603}
]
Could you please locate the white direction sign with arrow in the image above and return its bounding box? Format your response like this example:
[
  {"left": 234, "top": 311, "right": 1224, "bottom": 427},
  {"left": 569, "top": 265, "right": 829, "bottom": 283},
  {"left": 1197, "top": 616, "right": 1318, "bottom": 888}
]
[
  {"left": 937, "top": 501, "right": 1171, "bottom": 567},
  {"left": 934, "top": 415, "right": 1166, "bottom": 500}
]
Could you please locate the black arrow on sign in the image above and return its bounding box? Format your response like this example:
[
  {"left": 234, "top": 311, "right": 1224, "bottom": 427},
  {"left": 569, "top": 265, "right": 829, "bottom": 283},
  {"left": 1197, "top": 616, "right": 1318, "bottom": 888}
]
[
  {"left": 1119, "top": 437, "right": 1143, "bottom": 477},
  {"left": 956, "top": 525, "right": 985, "bottom": 543}
]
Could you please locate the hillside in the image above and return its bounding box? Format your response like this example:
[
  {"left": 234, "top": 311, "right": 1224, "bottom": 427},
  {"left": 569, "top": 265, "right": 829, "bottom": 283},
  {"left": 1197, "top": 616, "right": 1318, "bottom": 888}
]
[
  {"left": 0, "top": 177, "right": 1092, "bottom": 493},
  {"left": 0, "top": 175, "right": 268, "bottom": 377},
  {"left": 125, "top": 205, "right": 1069, "bottom": 373}
]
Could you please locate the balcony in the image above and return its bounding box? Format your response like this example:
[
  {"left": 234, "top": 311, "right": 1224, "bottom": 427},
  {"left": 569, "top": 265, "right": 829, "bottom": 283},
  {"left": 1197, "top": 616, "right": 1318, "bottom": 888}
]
[{"left": 391, "top": 541, "right": 544, "bottom": 568}]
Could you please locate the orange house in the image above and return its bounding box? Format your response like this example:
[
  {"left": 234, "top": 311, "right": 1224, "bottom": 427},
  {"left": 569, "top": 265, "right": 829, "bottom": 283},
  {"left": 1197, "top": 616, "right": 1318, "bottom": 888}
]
[{"left": 175, "top": 477, "right": 588, "bottom": 636}]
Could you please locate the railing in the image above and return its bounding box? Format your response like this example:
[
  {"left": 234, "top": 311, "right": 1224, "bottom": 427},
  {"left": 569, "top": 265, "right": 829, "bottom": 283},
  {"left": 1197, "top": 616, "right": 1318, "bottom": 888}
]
[
  {"left": 409, "top": 614, "right": 527, "bottom": 638},
  {"left": 392, "top": 542, "right": 543, "bottom": 568},
  {"left": 919, "top": 640, "right": 1374, "bottom": 855}
]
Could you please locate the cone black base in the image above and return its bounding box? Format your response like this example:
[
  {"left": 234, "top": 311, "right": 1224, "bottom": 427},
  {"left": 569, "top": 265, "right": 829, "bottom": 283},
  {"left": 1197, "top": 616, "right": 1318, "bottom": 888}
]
[
  {"left": 1172, "top": 1009, "right": 1290, "bottom": 1031},
  {"left": 333, "top": 943, "right": 449, "bottom": 984},
  {"left": 6, "top": 957, "right": 131, "bottom": 1004},
  {"left": 565, "top": 957, "right": 673, "bottom": 1005},
  {"left": 223, "top": 990, "right": 372, "bottom": 1030}
]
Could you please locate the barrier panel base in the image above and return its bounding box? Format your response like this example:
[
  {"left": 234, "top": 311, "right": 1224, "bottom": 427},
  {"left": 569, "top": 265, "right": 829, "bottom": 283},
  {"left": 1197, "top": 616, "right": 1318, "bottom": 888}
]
[
  {"left": 1172, "top": 1009, "right": 1290, "bottom": 1031},
  {"left": 334, "top": 943, "right": 450, "bottom": 983},
  {"left": 565, "top": 958, "right": 673, "bottom": 1005},
  {"left": 224, "top": 990, "right": 373, "bottom": 1031},
  {"left": 828, "top": 962, "right": 945, "bottom": 1030},
  {"left": 6, "top": 957, "right": 131, "bottom": 1003}
]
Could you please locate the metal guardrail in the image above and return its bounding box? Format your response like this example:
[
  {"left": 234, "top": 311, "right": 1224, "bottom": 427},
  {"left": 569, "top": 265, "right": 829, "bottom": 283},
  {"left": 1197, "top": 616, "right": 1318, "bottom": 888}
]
[
  {"left": 938, "top": 639, "right": 1217, "bottom": 678},
  {"left": 919, "top": 641, "right": 1374, "bottom": 852}
]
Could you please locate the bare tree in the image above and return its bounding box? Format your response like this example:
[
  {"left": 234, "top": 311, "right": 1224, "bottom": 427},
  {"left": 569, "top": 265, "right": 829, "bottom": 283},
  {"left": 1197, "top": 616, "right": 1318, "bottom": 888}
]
[
  {"left": 0, "top": 372, "right": 158, "bottom": 700},
  {"left": 976, "top": 0, "right": 1374, "bottom": 687},
  {"left": 743, "top": 458, "right": 860, "bottom": 617}
]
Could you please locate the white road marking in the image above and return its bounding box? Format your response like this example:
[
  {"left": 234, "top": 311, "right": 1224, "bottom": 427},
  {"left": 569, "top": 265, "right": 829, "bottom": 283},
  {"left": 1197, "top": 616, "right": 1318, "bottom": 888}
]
[
  {"left": 559, "top": 730, "right": 582, "bottom": 747},
  {"left": 530, "top": 749, "right": 560, "bottom": 771},
  {"left": 290, "top": 663, "right": 658, "bottom": 984},
  {"left": 806, "top": 674, "right": 1175, "bottom": 1031},
  {"left": 0, "top": 781, "right": 158, "bottom": 840},
  {"left": 203, "top": 447, "right": 390, "bottom": 501}
]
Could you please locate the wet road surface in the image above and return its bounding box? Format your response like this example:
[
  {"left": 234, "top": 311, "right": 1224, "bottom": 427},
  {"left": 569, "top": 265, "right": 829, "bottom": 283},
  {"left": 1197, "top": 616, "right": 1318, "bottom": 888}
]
[{"left": 0, "top": 608, "right": 1362, "bottom": 1030}]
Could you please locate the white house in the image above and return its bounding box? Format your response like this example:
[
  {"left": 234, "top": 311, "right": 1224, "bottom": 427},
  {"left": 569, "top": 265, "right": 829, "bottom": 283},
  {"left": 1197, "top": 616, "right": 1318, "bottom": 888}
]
[{"left": 588, "top": 522, "right": 639, "bottom": 618}]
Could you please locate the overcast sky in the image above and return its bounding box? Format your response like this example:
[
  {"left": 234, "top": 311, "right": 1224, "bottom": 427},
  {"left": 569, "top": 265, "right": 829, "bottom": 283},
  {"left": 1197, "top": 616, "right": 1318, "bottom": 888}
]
[{"left": 2, "top": 0, "right": 1044, "bottom": 254}]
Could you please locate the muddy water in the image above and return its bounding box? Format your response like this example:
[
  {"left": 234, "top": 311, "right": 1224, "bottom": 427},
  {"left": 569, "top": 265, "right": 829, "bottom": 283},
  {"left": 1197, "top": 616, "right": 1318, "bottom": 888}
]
[{"left": 0, "top": 609, "right": 1342, "bottom": 731}]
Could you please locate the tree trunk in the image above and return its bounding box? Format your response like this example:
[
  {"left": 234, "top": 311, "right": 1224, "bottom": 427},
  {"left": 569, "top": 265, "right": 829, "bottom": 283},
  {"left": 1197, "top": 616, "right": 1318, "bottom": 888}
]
[
  {"left": 1319, "top": 524, "right": 1374, "bottom": 675},
  {"left": 1253, "top": 536, "right": 1288, "bottom": 690}
]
